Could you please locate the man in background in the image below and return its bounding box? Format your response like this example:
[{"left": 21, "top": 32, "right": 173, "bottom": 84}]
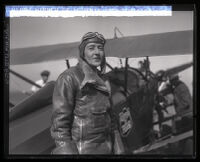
[
  {"left": 138, "top": 60, "right": 146, "bottom": 75},
  {"left": 31, "top": 70, "right": 50, "bottom": 93},
  {"left": 169, "top": 74, "right": 192, "bottom": 116},
  {"left": 169, "top": 74, "right": 193, "bottom": 155}
]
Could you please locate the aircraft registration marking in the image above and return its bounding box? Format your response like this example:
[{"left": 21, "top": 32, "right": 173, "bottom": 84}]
[{"left": 119, "top": 106, "right": 133, "bottom": 137}]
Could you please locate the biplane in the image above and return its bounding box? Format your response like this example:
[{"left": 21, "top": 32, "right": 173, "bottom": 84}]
[{"left": 8, "top": 30, "right": 194, "bottom": 155}]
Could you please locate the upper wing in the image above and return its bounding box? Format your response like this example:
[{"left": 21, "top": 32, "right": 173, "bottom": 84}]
[{"left": 10, "top": 30, "right": 193, "bottom": 65}]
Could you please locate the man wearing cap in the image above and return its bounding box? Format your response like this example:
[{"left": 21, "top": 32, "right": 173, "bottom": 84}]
[
  {"left": 31, "top": 70, "right": 50, "bottom": 93},
  {"left": 50, "top": 32, "right": 124, "bottom": 154},
  {"left": 169, "top": 74, "right": 192, "bottom": 116}
]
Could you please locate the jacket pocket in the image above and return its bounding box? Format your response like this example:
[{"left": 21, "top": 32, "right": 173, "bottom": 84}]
[{"left": 90, "top": 107, "right": 109, "bottom": 129}]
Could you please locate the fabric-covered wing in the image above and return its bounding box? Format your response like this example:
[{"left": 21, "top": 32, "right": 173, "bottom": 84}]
[{"left": 10, "top": 30, "right": 193, "bottom": 65}]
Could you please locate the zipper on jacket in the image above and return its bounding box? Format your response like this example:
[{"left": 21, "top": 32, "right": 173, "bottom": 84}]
[{"left": 79, "top": 119, "right": 83, "bottom": 154}]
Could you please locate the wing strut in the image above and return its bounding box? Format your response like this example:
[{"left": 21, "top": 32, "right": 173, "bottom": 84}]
[
  {"left": 119, "top": 58, "right": 123, "bottom": 68},
  {"left": 124, "top": 58, "right": 129, "bottom": 96},
  {"left": 106, "top": 62, "right": 114, "bottom": 71},
  {"left": 65, "top": 59, "right": 70, "bottom": 69},
  {"left": 10, "top": 69, "right": 42, "bottom": 88},
  {"left": 114, "top": 26, "right": 124, "bottom": 38}
]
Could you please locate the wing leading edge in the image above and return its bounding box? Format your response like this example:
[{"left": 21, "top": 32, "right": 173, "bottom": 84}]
[{"left": 10, "top": 30, "right": 193, "bottom": 65}]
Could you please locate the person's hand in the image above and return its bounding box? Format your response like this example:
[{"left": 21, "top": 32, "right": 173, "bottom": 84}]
[{"left": 52, "top": 141, "right": 79, "bottom": 154}]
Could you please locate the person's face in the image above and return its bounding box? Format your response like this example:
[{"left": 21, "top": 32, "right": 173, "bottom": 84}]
[
  {"left": 84, "top": 42, "right": 104, "bottom": 68},
  {"left": 42, "top": 75, "right": 48, "bottom": 83}
]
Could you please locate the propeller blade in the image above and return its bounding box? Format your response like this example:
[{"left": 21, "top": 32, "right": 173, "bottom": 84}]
[{"left": 164, "top": 62, "right": 193, "bottom": 77}]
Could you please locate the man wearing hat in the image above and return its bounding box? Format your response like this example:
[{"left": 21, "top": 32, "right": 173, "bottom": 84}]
[
  {"left": 50, "top": 32, "right": 124, "bottom": 154},
  {"left": 31, "top": 70, "right": 50, "bottom": 93}
]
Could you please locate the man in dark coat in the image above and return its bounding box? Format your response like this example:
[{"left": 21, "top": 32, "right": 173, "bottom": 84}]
[
  {"left": 169, "top": 74, "right": 192, "bottom": 116},
  {"left": 50, "top": 32, "right": 124, "bottom": 154},
  {"left": 169, "top": 74, "right": 193, "bottom": 155}
]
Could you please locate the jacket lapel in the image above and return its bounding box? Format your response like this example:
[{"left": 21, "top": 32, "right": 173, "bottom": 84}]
[{"left": 78, "top": 60, "right": 110, "bottom": 95}]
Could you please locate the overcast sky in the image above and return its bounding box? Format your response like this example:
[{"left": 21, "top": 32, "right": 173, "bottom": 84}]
[
  {"left": 10, "top": 11, "right": 193, "bottom": 49},
  {"left": 9, "top": 11, "right": 194, "bottom": 96}
]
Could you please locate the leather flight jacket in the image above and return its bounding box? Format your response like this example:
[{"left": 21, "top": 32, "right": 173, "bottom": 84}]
[{"left": 50, "top": 60, "right": 118, "bottom": 154}]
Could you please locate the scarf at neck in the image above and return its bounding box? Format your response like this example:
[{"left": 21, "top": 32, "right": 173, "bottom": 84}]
[{"left": 78, "top": 59, "right": 111, "bottom": 95}]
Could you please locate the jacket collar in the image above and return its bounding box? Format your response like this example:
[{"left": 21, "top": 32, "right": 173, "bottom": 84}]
[{"left": 78, "top": 59, "right": 111, "bottom": 95}]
